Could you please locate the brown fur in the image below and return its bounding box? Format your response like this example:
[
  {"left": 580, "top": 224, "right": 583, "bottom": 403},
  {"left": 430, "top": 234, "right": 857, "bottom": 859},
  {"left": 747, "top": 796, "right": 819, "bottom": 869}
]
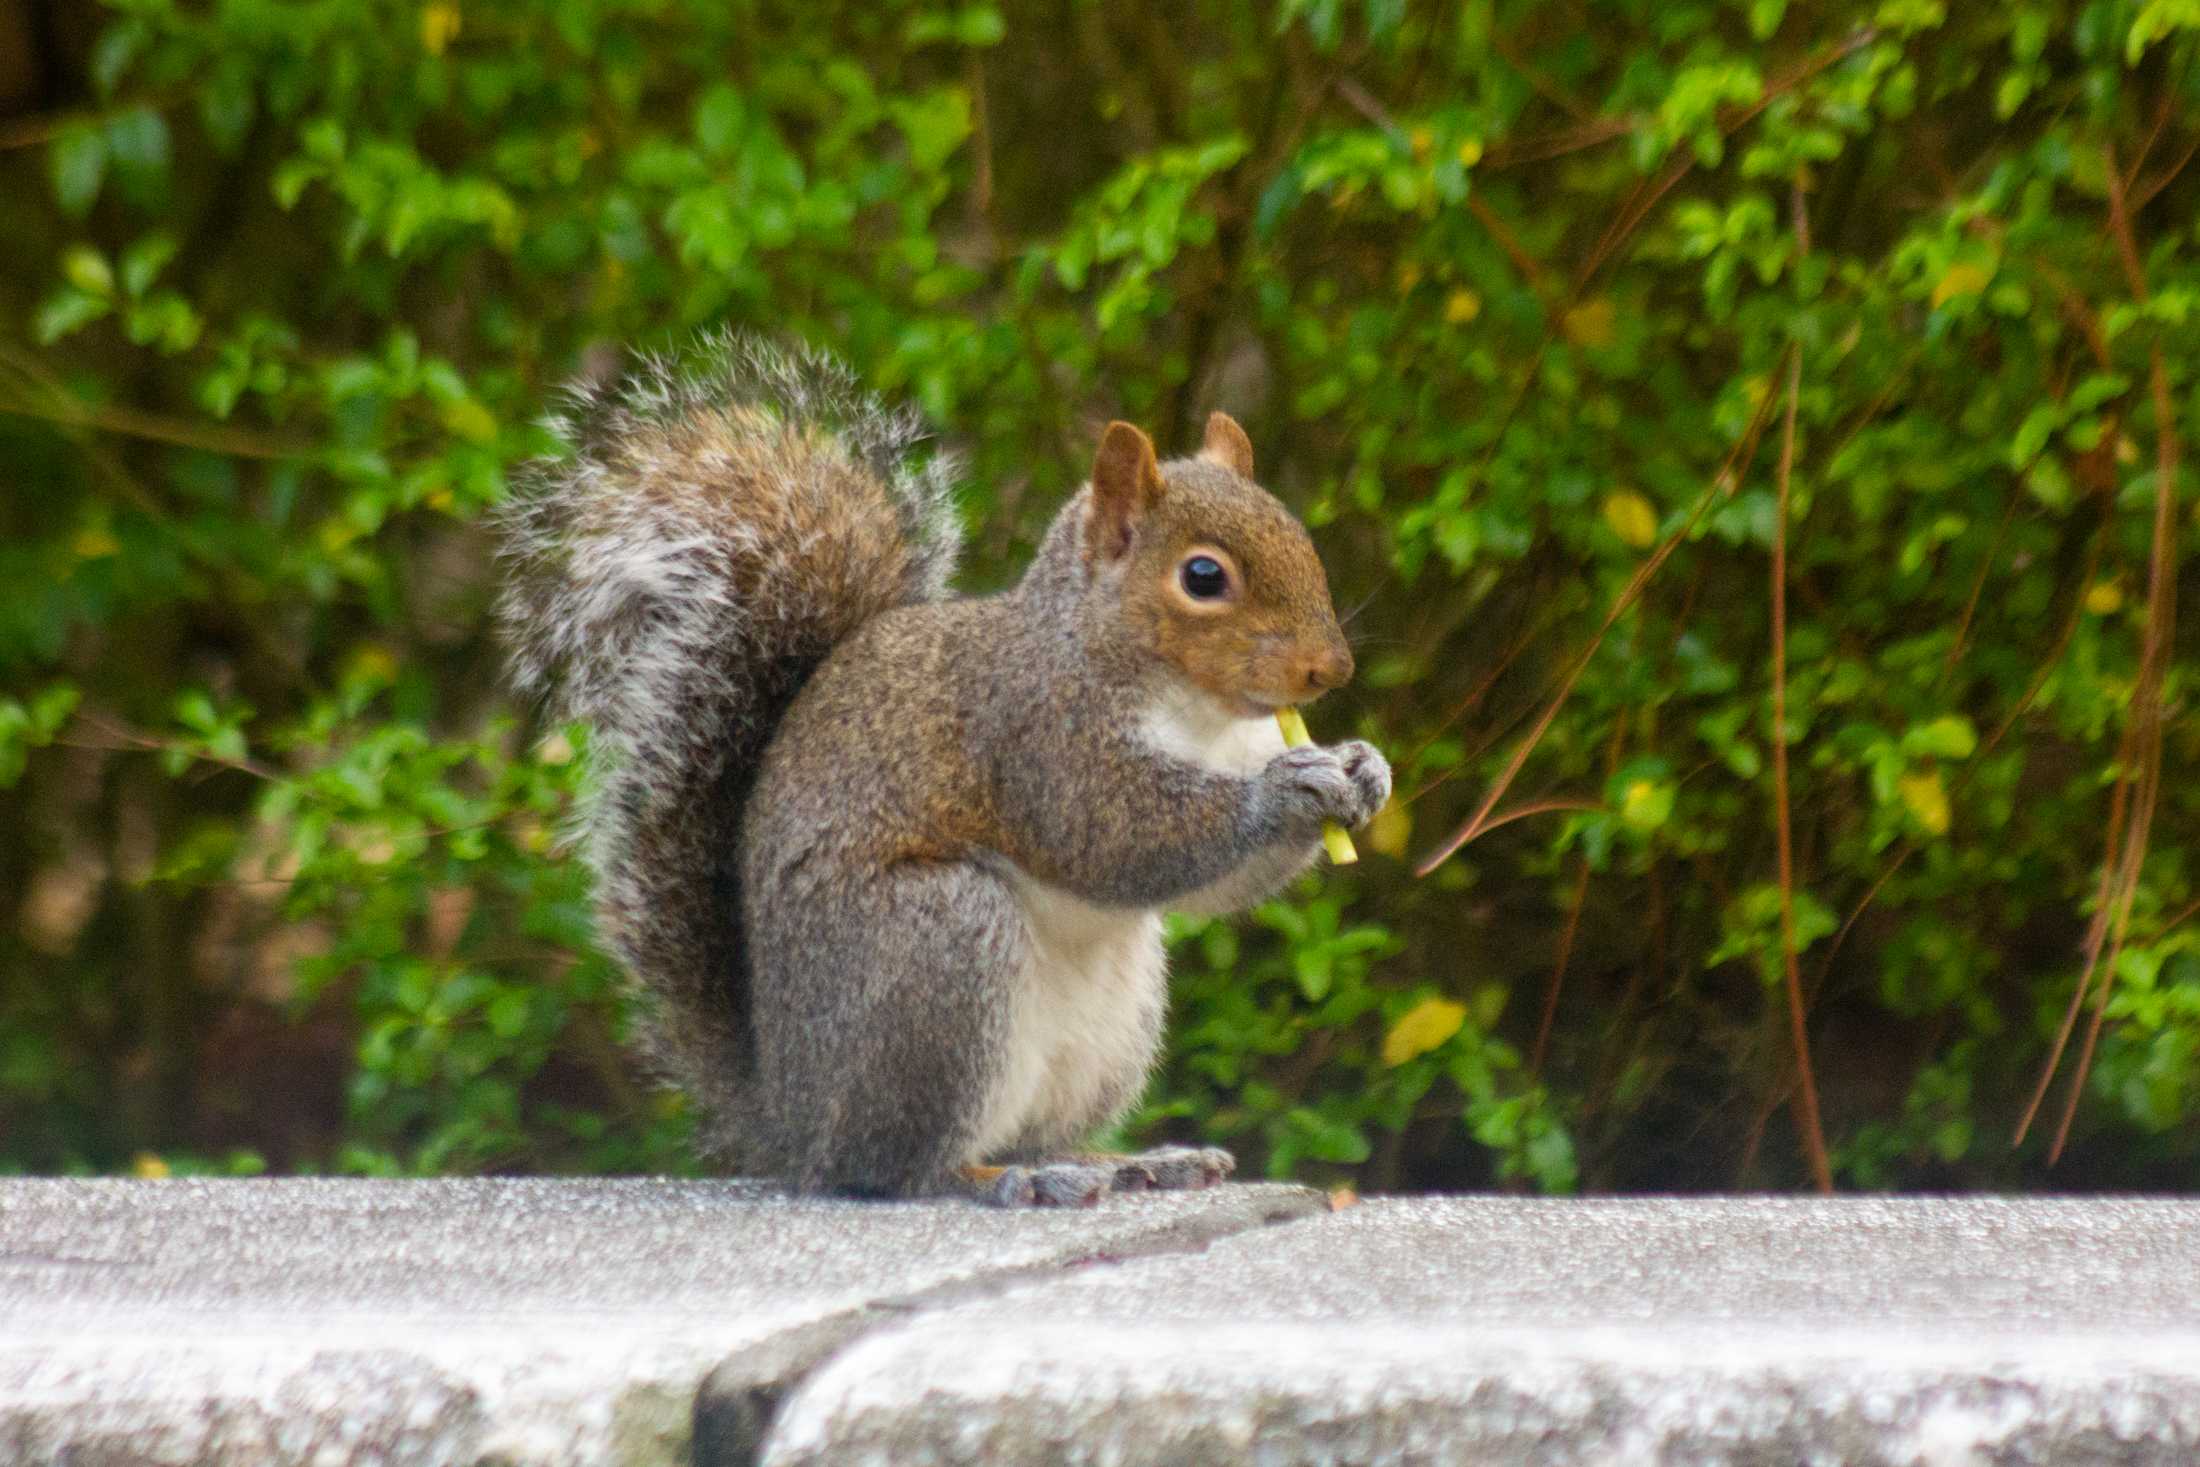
[{"left": 501, "top": 336, "right": 1389, "bottom": 1197}]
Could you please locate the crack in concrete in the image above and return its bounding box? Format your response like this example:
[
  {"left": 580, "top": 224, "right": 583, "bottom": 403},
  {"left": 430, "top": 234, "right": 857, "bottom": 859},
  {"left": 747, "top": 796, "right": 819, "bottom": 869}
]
[{"left": 694, "top": 1189, "right": 1325, "bottom": 1466}]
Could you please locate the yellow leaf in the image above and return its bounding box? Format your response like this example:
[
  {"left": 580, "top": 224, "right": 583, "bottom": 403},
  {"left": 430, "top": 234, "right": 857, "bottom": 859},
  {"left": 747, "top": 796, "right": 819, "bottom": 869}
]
[
  {"left": 131, "top": 1152, "right": 170, "bottom": 1179},
  {"left": 1383, "top": 997, "right": 1467, "bottom": 1067},
  {"left": 420, "top": 2, "right": 461, "bottom": 54},
  {"left": 443, "top": 398, "right": 497, "bottom": 443},
  {"left": 348, "top": 645, "right": 399, "bottom": 685},
  {"left": 1619, "top": 778, "right": 1674, "bottom": 830},
  {"left": 2084, "top": 580, "right": 2124, "bottom": 616},
  {"left": 73, "top": 526, "right": 120, "bottom": 559},
  {"left": 1444, "top": 288, "right": 1482, "bottom": 325},
  {"left": 1898, "top": 770, "right": 1951, "bottom": 836},
  {"left": 1603, "top": 490, "right": 1659, "bottom": 549},
  {"left": 1931, "top": 261, "right": 1993, "bottom": 308},
  {"left": 1456, "top": 138, "right": 1484, "bottom": 168},
  {"left": 1364, "top": 796, "right": 1411, "bottom": 860},
  {"left": 1563, "top": 297, "right": 1618, "bottom": 348},
  {"left": 1409, "top": 125, "right": 1433, "bottom": 160}
]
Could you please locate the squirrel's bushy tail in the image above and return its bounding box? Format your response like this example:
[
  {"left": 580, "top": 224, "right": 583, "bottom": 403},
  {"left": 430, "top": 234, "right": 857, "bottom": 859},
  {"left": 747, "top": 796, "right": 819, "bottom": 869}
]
[{"left": 496, "top": 332, "right": 961, "bottom": 1158}]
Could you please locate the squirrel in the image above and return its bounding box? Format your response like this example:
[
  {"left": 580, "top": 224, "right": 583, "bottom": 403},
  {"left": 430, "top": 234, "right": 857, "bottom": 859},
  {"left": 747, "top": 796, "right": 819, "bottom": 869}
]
[{"left": 497, "top": 334, "right": 1390, "bottom": 1205}]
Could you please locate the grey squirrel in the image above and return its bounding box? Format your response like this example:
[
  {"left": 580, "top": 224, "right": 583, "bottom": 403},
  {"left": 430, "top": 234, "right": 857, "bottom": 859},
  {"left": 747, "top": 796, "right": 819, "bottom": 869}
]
[{"left": 498, "top": 335, "right": 1390, "bottom": 1205}]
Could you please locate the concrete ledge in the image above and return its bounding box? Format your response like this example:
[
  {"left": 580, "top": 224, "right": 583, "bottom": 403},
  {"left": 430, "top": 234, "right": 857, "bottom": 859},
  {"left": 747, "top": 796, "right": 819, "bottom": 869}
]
[
  {"left": 767, "top": 1197, "right": 2200, "bottom": 1466},
  {"left": 0, "top": 1177, "right": 1321, "bottom": 1466},
  {"left": 10, "top": 1184, "right": 2199, "bottom": 1466}
]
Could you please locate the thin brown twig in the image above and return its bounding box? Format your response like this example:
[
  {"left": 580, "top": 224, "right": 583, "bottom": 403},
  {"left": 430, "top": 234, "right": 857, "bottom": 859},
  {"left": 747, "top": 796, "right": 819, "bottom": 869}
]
[
  {"left": 1769, "top": 312, "right": 1834, "bottom": 1196},
  {"left": 1400, "top": 606, "right": 1552, "bottom": 800},
  {"left": 2131, "top": 131, "right": 2200, "bottom": 212},
  {"left": 1942, "top": 492, "right": 2021, "bottom": 677},
  {"left": 1429, "top": 797, "right": 1606, "bottom": 849},
  {"left": 62, "top": 714, "right": 283, "bottom": 785},
  {"left": 2152, "top": 893, "right": 2200, "bottom": 943},
  {"left": 0, "top": 345, "right": 311, "bottom": 461},
  {"left": 1414, "top": 346, "right": 1791, "bottom": 875},
  {"left": 1814, "top": 517, "right": 2106, "bottom": 994},
  {"left": 1466, "top": 193, "right": 1558, "bottom": 303},
  {"left": 1491, "top": 30, "right": 1595, "bottom": 123},
  {"left": 1526, "top": 714, "right": 1628, "bottom": 1079},
  {"left": 2043, "top": 341, "right": 2178, "bottom": 1164},
  {"left": 2011, "top": 713, "right": 2133, "bottom": 1145},
  {"left": 1530, "top": 858, "right": 1594, "bottom": 1079},
  {"left": 1482, "top": 116, "right": 1641, "bottom": 168},
  {"left": 1575, "top": 27, "right": 1878, "bottom": 292},
  {"left": 2018, "top": 145, "right": 2181, "bottom": 1157},
  {"left": 2122, "top": 87, "right": 2175, "bottom": 193}
]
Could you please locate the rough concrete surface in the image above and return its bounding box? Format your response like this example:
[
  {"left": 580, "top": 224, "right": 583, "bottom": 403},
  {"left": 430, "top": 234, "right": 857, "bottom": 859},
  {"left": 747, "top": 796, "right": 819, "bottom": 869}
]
[
  {"left": 767, "top": 1195, "right": 2200, "bottom": 1467},
  {"left": 0, "top": 1176, "right": 1320, "bottom": 1466}
]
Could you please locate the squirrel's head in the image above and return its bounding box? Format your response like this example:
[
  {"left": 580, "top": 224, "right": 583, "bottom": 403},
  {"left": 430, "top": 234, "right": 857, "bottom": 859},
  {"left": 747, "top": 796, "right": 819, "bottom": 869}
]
[{"left": 1076, "top": 413, "right": 1353, "bottom": 718}]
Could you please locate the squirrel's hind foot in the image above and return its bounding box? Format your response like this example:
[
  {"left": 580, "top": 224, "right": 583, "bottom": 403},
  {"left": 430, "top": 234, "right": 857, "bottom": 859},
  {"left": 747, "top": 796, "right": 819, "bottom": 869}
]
[
  {"left": 961, "top": 1161, "right": 1115, "bottom": 1208},
  {"left": 1099, "top": 1145, "right": 1235, "bottom": 1192},
  {"left": 958, "top": 1147, "right": 1232, "bottom": 1206}
]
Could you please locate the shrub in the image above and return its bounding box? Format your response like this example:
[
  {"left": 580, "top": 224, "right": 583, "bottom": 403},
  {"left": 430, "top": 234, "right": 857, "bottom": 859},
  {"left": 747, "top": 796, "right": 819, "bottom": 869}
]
[{"left": 2, "top": 0, "right": 2194, "bottom": 1191}]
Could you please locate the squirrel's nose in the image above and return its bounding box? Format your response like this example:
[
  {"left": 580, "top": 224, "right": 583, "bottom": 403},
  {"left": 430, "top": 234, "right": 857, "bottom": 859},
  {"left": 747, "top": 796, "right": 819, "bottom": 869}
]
[{"left": 1296, "top": 642, "right": 1354, "bottom": 696}]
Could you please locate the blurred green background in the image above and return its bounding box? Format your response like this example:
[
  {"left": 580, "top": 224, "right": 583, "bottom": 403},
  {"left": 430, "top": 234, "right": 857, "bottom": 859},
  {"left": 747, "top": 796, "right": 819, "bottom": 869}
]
[{"left": 2, "top": 0, "right": 2195, "bottom": 1192}]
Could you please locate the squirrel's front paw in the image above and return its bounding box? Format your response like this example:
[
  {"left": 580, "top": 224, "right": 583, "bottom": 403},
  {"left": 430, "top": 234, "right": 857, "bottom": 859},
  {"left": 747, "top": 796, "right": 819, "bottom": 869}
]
[
  {"left": 1332, "top": 739, "right": 1392, "bottom": 826},
  {"left": 1267, "top": 741, "right": 1391, "bottom": 833}
]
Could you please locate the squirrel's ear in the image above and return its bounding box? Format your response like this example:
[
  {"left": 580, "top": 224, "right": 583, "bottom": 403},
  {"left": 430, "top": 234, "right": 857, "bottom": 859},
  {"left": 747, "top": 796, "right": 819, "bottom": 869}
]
[
  {"left": 1087, "top": 420, "right": 1164, "bottom": 564},
  {"left": 1200, "top": 412, "right": 1255, "bottom": 479}
]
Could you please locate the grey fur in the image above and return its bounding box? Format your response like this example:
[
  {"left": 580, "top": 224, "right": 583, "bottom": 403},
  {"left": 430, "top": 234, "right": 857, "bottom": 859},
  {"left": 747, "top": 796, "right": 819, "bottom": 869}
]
[
  {"left": 497, "top": 334, "right": 1391, "bottom": 1199},
  {"left": 495, "top": 333, "right": 962, "bottom": 1161}
]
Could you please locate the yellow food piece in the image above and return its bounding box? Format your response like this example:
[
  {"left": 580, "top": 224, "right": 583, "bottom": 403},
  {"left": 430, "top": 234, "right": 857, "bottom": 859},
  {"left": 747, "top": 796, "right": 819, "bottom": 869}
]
[{"left": 1276, "top": 707, "right": 1359, "bottom": 864}]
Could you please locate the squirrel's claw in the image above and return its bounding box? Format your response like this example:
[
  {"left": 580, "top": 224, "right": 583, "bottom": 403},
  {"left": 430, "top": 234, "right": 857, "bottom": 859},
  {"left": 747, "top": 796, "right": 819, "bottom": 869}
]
[
  {"left": 982, "top": 1161, "right": 1114, "bottom": 1208},
  {"left": 1108, "top": 1146, "right": 1235, "bottom": 1192},
  {"left": 1269, "top": 742, "right": 1392, "bottom": 832}
]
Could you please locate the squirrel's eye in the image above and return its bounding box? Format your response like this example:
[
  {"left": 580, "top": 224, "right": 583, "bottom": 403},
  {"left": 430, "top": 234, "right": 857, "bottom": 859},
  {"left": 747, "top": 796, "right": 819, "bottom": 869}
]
[{"left": 1180, "top": 555, "right": 1231, "bottom": 600}]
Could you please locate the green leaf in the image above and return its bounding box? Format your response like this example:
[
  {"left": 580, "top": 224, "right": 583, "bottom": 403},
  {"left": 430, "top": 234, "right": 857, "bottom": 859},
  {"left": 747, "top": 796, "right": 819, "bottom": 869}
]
[
  {"left": 49, "top": 123, "right": 107, "bottom": 216},
  {"left": 694, "top": 85, "right": 747, "bottom": 156},
  {"left": 956, "top": 7, "right": 1006, "bottom": 45},
  {"left": 1902, "top": 716, "right": 1979, "bottom": 761},
  {"left": 34, "top": 290, "right": 110, "bottom": 343},
  {"left": 200, "top": 63, "right": 257, "bottom": 154},
  {"left": 104, "top": 106, "right": 171, "bottom": 178},
  {"left": 61, "top": 246, "right": 114, "bottom": 295},
  {"left": 89, "top": 22, "right": 144, "bottom": 97},
  {"left": 120, "top": 235, "right": 178, "bottom": 296}
]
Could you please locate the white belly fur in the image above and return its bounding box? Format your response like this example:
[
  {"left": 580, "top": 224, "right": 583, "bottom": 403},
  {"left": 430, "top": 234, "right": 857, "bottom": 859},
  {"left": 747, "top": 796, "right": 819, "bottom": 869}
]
[
  {"left": 1136, "top": 680, "right": 1286, "bottom": 777},
  {"left": 968, "top": 684, "right": 1281, "bottom": 1162},
  {"left": 971, "top": 874, "right": 1168, "bottom": 1161}
]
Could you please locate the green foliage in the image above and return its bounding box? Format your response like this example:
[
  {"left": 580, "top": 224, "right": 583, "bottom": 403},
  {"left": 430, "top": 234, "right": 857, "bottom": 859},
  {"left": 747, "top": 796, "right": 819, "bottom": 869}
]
[{"left": 3, "top": 0, "right": 2197, "bottom": 1191}]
